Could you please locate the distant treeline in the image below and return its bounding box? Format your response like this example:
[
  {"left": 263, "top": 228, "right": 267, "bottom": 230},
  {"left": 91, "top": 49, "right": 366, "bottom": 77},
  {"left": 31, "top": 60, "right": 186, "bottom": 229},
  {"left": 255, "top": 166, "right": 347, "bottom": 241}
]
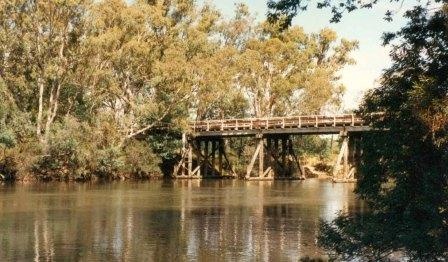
[{"left": 0, "top": 0, "right": 356, "bottom": 181}]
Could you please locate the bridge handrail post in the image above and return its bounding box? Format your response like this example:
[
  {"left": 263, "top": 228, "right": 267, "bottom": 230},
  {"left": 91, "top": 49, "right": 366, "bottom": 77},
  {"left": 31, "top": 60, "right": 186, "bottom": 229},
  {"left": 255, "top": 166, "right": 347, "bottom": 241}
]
[{"left": 188, "top": 113, "right": 371, "bottom": 136}]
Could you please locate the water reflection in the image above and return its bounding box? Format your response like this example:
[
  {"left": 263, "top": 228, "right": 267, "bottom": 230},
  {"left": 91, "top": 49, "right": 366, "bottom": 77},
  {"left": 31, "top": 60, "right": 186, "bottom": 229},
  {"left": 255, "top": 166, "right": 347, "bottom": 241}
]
[{"left": 0, "top": 180, "right": 363, "bottom": 261}]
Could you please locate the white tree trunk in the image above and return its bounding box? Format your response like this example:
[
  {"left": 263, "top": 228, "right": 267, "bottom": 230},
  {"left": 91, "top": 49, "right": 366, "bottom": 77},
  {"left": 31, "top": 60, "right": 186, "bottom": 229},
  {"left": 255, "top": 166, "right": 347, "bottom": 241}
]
[{"left": 37, "top": 78, "right": 44, "bottom": 140}]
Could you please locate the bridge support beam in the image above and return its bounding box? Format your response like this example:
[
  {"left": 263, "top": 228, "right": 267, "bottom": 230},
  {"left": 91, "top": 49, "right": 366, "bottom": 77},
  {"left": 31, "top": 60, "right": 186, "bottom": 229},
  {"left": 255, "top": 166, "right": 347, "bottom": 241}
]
[
  {"left": 270, "top": 136, "right": 305, "bottom": 179},
  {"left": 174, "top": 135, "right": 236, "bottom": 179},
  {"left": 175, "top": 129, "right": 363, "bottom": 181},
  {"left": 245, "top": 135, "right": 305, "bottom": 180},
  {"left": 188, "top": 144, "right": 193, "bottom": 176},
  {"left": 246, "top": 135, "right": 273, "bottom": 180},
  {"left": 332, "top": 132, "right": 361, "bottom": 183},
  {"left": 174, "top": 134, "right": 200, "bottom": 179}
]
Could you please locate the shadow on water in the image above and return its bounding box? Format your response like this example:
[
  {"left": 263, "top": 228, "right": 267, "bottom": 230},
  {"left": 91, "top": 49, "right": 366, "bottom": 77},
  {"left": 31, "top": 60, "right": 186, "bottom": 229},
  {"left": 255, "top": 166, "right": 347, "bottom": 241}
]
[{"left": 0, "top": 179, "right": 364, "bottom": 261}]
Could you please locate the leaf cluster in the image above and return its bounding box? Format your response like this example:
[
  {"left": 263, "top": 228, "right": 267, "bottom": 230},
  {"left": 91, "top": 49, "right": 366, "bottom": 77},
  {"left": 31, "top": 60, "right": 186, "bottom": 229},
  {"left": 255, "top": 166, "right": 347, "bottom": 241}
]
[
  {"left": 318, "top": 4, "right": 448, "bottom": 260},
  {"left": 267, "top": 0, "right": 445, "bottom": 27}
]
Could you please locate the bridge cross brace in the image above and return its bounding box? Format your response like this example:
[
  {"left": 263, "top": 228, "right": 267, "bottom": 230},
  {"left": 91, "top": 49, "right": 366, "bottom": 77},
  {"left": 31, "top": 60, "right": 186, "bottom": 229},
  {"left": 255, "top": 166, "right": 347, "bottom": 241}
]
[
  {"left": 175, "top": 131, "right": 362, "bottom": 182},
  {"left": 245, "top": 134, "right": 305, "bottom": 180},
  {"left": 174, "top": 135, "right": 236, "bottom": 179},
  {"left": 332, "top": 131, "right": 362, "bottom": 183}
]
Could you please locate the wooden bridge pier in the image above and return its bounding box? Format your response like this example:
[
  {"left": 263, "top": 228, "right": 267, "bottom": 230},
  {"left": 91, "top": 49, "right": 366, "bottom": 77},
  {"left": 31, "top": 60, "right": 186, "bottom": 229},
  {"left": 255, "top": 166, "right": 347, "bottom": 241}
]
[
  {"left": 174, "top": 135, "right": 236, "bottom": 179},
  {"left": 245, "top": 134, "right": 305, "bottom": 181},
  {"left": 332, "top": 131, "right": 362, "bottom": 183}
]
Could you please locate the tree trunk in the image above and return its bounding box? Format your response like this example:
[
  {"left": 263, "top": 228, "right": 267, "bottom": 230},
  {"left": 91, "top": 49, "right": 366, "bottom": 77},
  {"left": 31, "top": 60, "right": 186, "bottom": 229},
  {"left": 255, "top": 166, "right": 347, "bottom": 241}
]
[
  {"left": 37, "top": 78, "right": 44, "bottom": 141},
  {"left": 43, "top": 83, "right": 61, "bottom": 145}
]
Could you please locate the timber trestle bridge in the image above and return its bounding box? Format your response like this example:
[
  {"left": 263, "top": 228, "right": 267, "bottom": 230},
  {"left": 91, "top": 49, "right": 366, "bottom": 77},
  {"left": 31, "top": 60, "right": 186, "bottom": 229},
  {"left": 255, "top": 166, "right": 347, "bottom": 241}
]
[{"left": 174, "top": 114, "right": 373, "bottom": 182}]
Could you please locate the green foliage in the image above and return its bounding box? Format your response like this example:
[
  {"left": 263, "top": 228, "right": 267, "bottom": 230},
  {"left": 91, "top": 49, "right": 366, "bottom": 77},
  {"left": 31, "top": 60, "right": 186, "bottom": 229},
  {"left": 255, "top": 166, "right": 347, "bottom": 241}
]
[
  {"left": 32, "top": 116, "right": 164, "bottom": 181},
  {"left": 318, "top": 5, "right": 448, "bottom": 260},
  {"left": 123, "top": 140, "right": 161, "bottom": 178},
  {"left": 33, "top": 117, "right": 91, "bottom": 181},
  {"left": 147, "top": 133, "right": 182, "bottom": 160},
  {"left": 0, "top": 78, "right": 36, "bottom": 180},
  {"left": 95, "top": 147, "right": 125, "bottom": 179},
  {"left": 0, "top": 0, "right": 355, "bottom": 181},
  {"left": 267, "top": 0, "right": 444, "bottom": 27},
  {"left": 0, "top": 130, "right": 16, "bottom": 150},
  {"left": 294, "top": 136, "right": 332, "bottom": 158},
  {"left": 0, "top": 80, "right": 16, "bottom": 149}
]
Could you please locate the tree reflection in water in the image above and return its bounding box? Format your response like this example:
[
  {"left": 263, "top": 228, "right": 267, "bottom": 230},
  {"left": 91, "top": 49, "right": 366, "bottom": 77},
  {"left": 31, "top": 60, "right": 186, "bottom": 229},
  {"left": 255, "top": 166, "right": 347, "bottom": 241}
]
[{"left": 0, "top": 180, "right": 364, "bottom": 261}]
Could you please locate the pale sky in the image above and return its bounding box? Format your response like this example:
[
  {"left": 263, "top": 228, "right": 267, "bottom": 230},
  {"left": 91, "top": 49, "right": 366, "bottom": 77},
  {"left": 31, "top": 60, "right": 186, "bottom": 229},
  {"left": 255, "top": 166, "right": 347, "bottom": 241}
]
[{"left": 202, "top": 0, "right": 419, "bottom": 110}]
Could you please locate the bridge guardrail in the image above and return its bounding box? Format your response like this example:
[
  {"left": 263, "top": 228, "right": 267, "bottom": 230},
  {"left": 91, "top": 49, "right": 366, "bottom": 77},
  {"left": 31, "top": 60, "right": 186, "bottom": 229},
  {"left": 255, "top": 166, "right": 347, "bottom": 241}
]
[{"left": 190, "top": 114, "right": 365, "bottom": 133}]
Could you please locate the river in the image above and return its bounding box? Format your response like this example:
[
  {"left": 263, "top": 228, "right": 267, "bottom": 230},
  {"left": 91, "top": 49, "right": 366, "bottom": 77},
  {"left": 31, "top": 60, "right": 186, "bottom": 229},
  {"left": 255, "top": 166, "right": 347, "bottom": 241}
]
[{"left": 0, "top": 179, "right": 364, "bottom": 261}]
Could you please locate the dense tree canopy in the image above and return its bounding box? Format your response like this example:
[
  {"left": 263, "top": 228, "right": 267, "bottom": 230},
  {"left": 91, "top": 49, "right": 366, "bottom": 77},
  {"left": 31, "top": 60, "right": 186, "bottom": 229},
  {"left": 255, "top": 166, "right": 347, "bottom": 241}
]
[
  {"left": 191, "top": 4, "right": 357, "bottom": 119},
  {"left": 318, "top": 4, "right": 448, "bottom": 260},
  {"left": 0, "top": 0, "right": 354, "bottom": 180},
  {"left": 236, "top": 22, "right": 356, "bottom": 117}
]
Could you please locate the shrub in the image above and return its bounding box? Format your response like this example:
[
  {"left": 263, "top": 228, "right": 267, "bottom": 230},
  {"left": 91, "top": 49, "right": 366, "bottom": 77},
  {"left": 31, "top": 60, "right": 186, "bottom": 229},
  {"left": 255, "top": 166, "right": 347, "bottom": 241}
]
[
  {"left": 123, "top": 140, "right": 161, "bottom": 178},
  {"left": 94, "top": 146, "right": 125, "bottom": 179},
  {"left": 33, "top": 117, "right": 91, "bottom": 181}
]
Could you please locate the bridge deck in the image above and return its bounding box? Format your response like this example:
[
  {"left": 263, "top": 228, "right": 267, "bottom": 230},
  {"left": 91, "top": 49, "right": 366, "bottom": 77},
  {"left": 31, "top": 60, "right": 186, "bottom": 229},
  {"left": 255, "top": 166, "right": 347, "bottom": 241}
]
[{"left": 190, "top": 114, "right": 371, "bottom": 137}]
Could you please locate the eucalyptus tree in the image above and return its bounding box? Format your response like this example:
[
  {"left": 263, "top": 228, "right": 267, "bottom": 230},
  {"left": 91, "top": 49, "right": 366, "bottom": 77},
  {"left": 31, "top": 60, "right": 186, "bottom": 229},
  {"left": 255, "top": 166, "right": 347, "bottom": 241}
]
[
  {"left": 190, "top": 46, "right": 248, "bottom": 120},
  {"left": 0, "top": 0, "right": 89, "bottom": 146},
  {"left": 0, "top": 0, "right": 360, "bottom": 180},
  {"left": 190, "top": 4, "right": 250, "bottom": 120},
  {"left": 234, "top": 16, "right": 357, "bottom": 117},
  {"left": 82, "top": 0, "right": 220, "bottom": 142}
]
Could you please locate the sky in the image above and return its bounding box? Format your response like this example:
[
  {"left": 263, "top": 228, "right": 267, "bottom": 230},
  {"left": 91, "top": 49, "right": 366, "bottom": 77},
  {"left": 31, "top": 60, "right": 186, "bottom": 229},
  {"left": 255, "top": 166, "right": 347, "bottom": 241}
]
[{"left": 201, "top": 0, "right": 420, "bottom": 110}]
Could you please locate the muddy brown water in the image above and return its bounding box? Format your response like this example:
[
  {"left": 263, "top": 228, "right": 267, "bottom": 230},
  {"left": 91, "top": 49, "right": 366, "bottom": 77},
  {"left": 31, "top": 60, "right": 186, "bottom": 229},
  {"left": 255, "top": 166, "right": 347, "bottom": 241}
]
[{"left": 0, "top": 179, "right": 364, "bottom": 261}]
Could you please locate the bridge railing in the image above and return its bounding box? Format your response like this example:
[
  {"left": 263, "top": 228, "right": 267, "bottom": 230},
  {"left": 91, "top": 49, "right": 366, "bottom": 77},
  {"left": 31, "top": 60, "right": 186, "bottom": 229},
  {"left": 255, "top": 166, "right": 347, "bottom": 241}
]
[{"left": 190, "top": 114, "right": 364, "bottom": 132}]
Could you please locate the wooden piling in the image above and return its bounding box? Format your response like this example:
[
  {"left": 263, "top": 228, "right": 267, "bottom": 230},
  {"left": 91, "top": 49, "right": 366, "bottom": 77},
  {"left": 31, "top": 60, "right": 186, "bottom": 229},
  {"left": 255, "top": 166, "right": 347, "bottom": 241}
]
[
  {"left": 211, "top": 140, "right": 216, "bottom": 177},
  {"left": 188, "top": 144, "right": 193, "bottom": 176},
  {"left": 343, "top": 136, "right": 349, "bottom": 178},
  {"left": 266, "top": 138, "right": 272, "bottom": 177},
  {"left": 246, "top": 139, "right": 262, "bottom": 179},
  {"left": 218, "top": 140, "right": 223, "bottom": 176},
  {"left": 196, "top": 140, "right": 202, "bottom": 178},
  {"left": 259, "top": 137, "right": 264, "bottom": 178},
  {"left": 204, "top": 140, "right": 209, "bottom": 177},
  {"left": 281, "top": 137, "right": 287, "bottom": 176}
]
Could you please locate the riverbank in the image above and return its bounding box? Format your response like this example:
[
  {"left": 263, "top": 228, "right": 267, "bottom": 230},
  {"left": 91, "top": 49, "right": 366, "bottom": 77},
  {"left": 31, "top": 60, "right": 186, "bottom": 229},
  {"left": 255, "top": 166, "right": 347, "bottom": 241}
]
[
  {"left": 0, "top": 170, "right": 166, "bottom": 183},
  {"left": 1, "top": 162, "right": 336, "bottom": 183},
  {"left": 1, "top": 146, "right": 336, "bottom": 183}
]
